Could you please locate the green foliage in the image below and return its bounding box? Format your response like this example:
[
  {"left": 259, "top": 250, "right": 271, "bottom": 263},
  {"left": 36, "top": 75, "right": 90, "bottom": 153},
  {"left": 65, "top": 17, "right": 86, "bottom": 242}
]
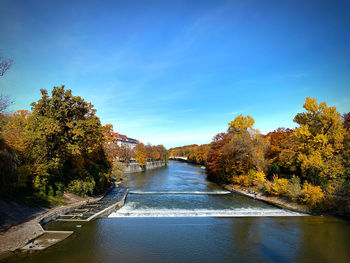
[
  {"left": 111, "top": 160, "right": 125, "bottom": 180},
  {"left": 67, "top": 178, "right": 96, "bottom": 197},
  {"left": 0, "top": 86, "right": 111, "bottom": 202},
  {"left": 286, "top": 176, "right": 302, "bottom": 201},
  {"left": 25, "top": 86, "right": 109, "bottom": 195}
]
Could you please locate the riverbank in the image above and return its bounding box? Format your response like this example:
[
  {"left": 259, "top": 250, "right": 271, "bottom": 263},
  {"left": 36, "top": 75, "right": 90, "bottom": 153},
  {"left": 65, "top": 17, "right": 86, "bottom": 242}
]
[
  {"left": 223, "top": 184, "right": 312, "bottom": 214},
  {"left": 0, "top": 184, "right": 115, "bottom": 256},
  {"left": 124, "top": 160, "right": 166, "bottom": 173},
  {"left": 169, "top": 159, "right": 312, "bottom": 215}
]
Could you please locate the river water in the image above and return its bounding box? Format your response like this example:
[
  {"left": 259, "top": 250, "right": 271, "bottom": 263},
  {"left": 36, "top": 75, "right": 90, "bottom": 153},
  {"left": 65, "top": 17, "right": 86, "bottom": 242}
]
[{"left": 3, "top": 161, "right": 350, "bottom": 263}]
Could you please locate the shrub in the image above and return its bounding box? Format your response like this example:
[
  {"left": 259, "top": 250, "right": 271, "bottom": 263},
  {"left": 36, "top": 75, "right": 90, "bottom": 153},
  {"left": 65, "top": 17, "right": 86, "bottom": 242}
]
[
  {"left": 232, "top": 170, "right": 266, "bottom": 188},
  {"left": 266, "top": 175, "right": 289, "bottom": 196},
  {"left": 286, "top": 175, "right": 302, "bottom": 201},
  {"left": 234, "top": 174, "right": 250, "bottom": 187},
  {"left": 67, "top": 178, "right": 95, "bottom": 197},
  {"left": 300, "top": 181, "right": 324, "bottom": 206},
  {"left": 111, "top": 160, "right": 125, "bottom": 180},
  {"left": 253, "top": 171, "right": 266, "bottom": 188}
]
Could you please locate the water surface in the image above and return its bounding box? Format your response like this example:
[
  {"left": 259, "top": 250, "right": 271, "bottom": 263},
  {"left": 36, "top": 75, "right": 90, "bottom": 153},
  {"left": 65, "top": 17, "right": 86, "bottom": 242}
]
[{"left": 3, "top": 161, "right": 350, "bottom": 263}]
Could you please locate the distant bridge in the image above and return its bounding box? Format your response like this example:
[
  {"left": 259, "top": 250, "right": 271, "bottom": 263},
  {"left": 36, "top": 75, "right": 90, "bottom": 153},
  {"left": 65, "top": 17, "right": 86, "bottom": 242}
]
[{"left": 169, "top": 156, "right": 188, "bottom": 161}]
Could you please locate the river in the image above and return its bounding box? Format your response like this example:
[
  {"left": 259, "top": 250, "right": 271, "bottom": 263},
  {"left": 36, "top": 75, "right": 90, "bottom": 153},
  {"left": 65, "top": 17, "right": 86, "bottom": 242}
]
[{"left": 3, "top": 161, "right": 350, "bottom": 263}]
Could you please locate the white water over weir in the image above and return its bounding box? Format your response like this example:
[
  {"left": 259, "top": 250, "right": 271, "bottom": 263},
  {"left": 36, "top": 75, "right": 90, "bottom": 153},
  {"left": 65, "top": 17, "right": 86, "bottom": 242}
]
[{"left": 109, "top": 205, "right": 306, "bottom": 218}]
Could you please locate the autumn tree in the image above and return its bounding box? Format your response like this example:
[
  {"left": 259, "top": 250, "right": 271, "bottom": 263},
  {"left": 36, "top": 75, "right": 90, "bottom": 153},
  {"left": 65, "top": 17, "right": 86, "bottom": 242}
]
[
  {"left": 342, "top": 112, "right": 350, "bottom": 180},
  {"left": 156, "top": 145, "right": 167, "bottom": 161},
  {"left": 265, "top": 127, "right": 293, "bottom": 177},
  {"left": 206, "top": 115, "right": 268, "bottom": 183},
  {"left": 119, "top": 145, "right": 135, "bottom": 162},
  {"left": 206, "top": 133, "right": 231, "bottom": 182},
  {"left": 0, "top": 95, "right": 20, "bottom": 198},
  {"left": 287, "top": 97, "right": 345, "bottom": 185},
  {"left": 25, "top": 86, "right": 109, "bottom": 196},
  {"left": 135, "top": 142, "right": 147, "bottom": 166},
  {"left": 2, "top": 110, "right": 30, "bottom": 155}
]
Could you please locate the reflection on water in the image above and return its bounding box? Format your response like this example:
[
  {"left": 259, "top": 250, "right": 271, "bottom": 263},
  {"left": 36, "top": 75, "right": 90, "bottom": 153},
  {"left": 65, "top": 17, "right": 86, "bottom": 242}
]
[{"left": 2, "top": 161, "right": 350, "bottom": 263}]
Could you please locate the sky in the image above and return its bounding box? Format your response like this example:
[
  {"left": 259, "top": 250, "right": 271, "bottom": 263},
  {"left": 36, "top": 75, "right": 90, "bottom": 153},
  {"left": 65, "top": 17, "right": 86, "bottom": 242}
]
[{"left": 0, "top": 0, "right": 349, "bottom": 148}]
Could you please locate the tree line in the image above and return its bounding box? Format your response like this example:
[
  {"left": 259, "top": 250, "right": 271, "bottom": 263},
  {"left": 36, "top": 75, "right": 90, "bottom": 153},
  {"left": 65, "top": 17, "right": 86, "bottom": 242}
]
[
  {"left": 170, "top": 97, "right": 350, "bottom": 212},
  {"left": 104, "top": 130, "right": 168, "bottom": 180},
  {"left": 0, "top": 86, "right": 167, "bottom": 205}
]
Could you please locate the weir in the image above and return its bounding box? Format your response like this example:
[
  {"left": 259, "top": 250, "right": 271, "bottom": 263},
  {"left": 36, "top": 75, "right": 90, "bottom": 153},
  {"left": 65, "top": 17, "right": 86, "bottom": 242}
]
[{"left": 56, "top": 187, "right": 128, "bottom": 222}]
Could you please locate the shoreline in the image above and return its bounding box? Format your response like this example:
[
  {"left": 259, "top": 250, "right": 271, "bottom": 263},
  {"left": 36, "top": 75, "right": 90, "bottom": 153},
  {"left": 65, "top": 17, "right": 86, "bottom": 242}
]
[
  {"left": 222, "top": 184, "right": 312, "bottom": 215},
  {"left": 0, "top": 184, "right": 115, "bottom": 256}
]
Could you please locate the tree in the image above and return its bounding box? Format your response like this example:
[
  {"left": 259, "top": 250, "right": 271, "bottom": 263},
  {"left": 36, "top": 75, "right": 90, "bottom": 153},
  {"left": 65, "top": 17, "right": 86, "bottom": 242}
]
[
  {"left": 25, "top": 86, "right": 108, "bottom": 195},
  {"left": 342, "top": 112, "right": 350, "bottom": 180},
  {"left": 119, "top": 144, "right": 134, "bottom": 162},
  {"left": 207, "top": 115, "right": 268, "bottom": 183},
  {"left": 291, "top": 97, "right": 345, "bottom": 184},
  {"left": 2, "top": 110, "right": 30, "bottom": 154},
  {"left": 135, "top": 142, "right": 147, "bottom": 166},
  {"left": 265, "top": 128, "right": 294, "bottom": 177},
  {"left": 0, "top": 55, "right": 13, "bottom": 77}
]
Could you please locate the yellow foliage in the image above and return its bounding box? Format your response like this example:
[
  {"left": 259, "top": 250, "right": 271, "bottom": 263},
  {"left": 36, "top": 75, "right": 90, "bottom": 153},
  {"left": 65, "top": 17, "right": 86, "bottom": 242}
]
[
  {"left": 266, "top": 175, "right": 289, "bottom": 196},
  {"left": 253, "top": 171, "right": 266, "bottom": 187},
  {"left": 292, "top": 97, "right": 345, "bottom": 180},
  {"left": 300, "top": 181, "right": 324, "bottom": 206},
  {"left": 228, "top": 114, "right": 255, "bottom": 133},
  {"left": 135, "top": 142, "right": 147, "bottom": 166},
  {"left": 232, "top": 171, "right": 266, "bottom": 188},
  {"left": 234, "top": 174, "right": 250, "bottom": 187}
]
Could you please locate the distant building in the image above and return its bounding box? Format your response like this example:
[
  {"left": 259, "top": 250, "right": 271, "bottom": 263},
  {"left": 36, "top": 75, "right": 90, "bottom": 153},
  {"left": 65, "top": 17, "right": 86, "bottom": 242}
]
[
  {"left": 114, "top": 133, "right": 138, "bottom": 149},
  {"left": 105, "top": 131, "right": 138, "bottom": 149}
]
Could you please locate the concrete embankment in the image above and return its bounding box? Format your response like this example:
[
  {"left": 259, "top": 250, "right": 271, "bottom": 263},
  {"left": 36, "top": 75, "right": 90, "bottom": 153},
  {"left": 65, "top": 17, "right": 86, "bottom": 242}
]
[
  {"left": 223, "top": 184, "right": 311, "bottom": 214},
  {"left": 124, "top": 160, "right": 166, "bottom": 173},
  {"left": 0, "top": 198, "right": 98, "bottom": 254},
  {"left": 0, "top": 184, "right": 118, "bottom": 255}
]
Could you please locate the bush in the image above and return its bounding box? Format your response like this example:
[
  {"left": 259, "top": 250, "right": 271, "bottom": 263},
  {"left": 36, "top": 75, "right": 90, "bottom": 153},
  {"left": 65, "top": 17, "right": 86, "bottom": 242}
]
[
  {"left": 67, "top": 178, "right": 95, "bottom": 197},
  {"left": 233, "top": 174, "right": 250, "bottom": 187},
  {"left": 232, "top": 170, "right": 266, "bottom": 188},
  {"left": 286, "top": 175, "right": 302, "bottom": 201},
  {"left": 266, "top": 175, "right": 289, "bottom": 196},
  {"left": 253, "top": 171, "right": 266, "bottom": 188},
  {"left": 300, "top": 181, "right": 324, "bottom": 206},
  {"left": 111, "top": 160, "right": 125, "bottom": 180}
]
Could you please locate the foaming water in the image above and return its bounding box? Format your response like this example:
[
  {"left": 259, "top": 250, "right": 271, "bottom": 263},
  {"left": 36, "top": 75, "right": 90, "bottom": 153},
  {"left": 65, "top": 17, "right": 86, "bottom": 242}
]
[
  {"left": 129, "top": 190, "right": 231, "bottom": 195},
  {"left": 109, "top": 202, "right": 305, "bottom": 218}
]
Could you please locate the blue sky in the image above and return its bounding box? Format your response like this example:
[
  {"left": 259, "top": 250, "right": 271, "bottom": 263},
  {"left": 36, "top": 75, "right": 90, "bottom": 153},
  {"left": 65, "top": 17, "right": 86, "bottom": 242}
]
[{"left": 0, "top": 0, "right": 349, "bottom": 148}]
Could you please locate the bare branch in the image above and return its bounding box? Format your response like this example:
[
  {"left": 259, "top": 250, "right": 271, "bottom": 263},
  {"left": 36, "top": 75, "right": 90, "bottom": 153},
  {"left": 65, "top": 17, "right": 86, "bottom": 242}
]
[
  {"left": 0, "top": 56, "right": 13, "bottom": 77},
  {"left": 0, "top": 94, "right": 13, "bottom": 113}
]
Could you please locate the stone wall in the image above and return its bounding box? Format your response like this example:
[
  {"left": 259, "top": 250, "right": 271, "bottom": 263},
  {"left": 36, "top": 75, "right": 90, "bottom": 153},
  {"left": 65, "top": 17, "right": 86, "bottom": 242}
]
[{"left": 124, "top": 160, "right": 166, "bottom": 173}]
